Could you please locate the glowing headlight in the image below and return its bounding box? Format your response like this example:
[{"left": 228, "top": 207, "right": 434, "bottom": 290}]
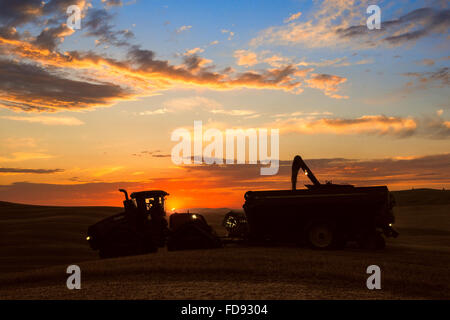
[
  {"left": 86, "top": 236, "right": 91, "bottom": 241},
  {"left": 388, "top": 223, "right": 393, "bottom": 227},
  {"left": 192, "top": 214, "right": 197, "bottom": 219}
]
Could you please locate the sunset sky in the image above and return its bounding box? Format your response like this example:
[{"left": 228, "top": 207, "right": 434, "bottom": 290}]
[{"left": 0, "top": 0, "right": 449, "bottom": 208}]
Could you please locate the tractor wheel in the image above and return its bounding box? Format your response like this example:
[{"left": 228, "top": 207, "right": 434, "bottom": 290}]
[{"left": 306, "top": 220, "right": 340, "bottom": 250}]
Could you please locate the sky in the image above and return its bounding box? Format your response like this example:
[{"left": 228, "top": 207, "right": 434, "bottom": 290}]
[{"left": 0, "top": 0, "right": 449, "bottom": 208}]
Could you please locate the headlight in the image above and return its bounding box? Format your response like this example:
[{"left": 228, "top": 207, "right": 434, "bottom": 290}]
[{"left": 86, "top": 236, "right": 91, "bottom": 241}]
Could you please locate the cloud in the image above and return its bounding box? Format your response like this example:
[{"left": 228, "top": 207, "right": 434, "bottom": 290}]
[
  {"left": 263, "top": 54, "right": 292, "bottom": 68},
  {"left": 234, "top": 50, "right": 258, "bottom": 67},
  {"left": 0, "top": 2, "right": 132, "bottom": 49},
  {"left": 416, "top": 56, "right": 450, "bottom": 66},
  {"left": 152, "top": 154, "right": 171, "bottom": 158},
  {"left": 271, "top": 115, "right": 417, "bottom": 137},
  {"left": 0, "top": 168, "right": 63, "bottom": 174},
  {"left": 417, "top": 58, "right": 436, "bottom": 66},
  {"left": 402, "top": 67, "right": 449, "bottom": 88},
  {"left": 250, "top": 0, "right": 370, "bottom": 48},
  {"left": 1, "top": 115, "right": 84, "bottom": 126},
  {"left": 382, "top": 8, "right": 450, "bottom": 45},
  {"left": 269, "top": 111, "right": 450, "bottom": 139},
  {"left": 92, "top": 166, "right": 124, "bottom": 177},
  {"left": 122, "top": 45, "right": 305, "bottom": 92},
  {"left": 418, "top": 115, "right": 450, "bottom": 139},
  {"left": 132, "top": 150, "right": 173, "bottom": 159},
  {"left": 210, "top": 109, "right": 257, "bottom": 116},
  {"left": 182, "top": 54, "right": 212, "bottom": 71},
  {"left": 336, "top": 7, "right": 450, "bottom": 47},
  {"left": 284, "top": 12, "right": 302, "bottom": 23},
  {"left": 298, "top": 56, "right": 373, "bottom": 68},
  {"left": 139, "top": 108, "right": 170, "bottom": 115},
  {"left": 251, "top": 3, "right": 450, "bottom": 49},
  {"left": 0, "top": 4, "right": 347, "bottom": 112},
  {"left": 84, "top": 8, "right": 135, "bottom": 47},
  {"left": 163, "top": 96, "right": 222, "bottom": 111},
  {"left": 261, "top": 52, "right": 373, "bottom": 69},
  {"left": 34, "top": 24, "right": 74, "bottom": 50},
  {"left": 2, "top": 137, "right": 37, "bottom": 148},
  {"left": 0, "top": 152, "right": 53, "bottom": 162},
  {"left": 0, "top": 59, "right": 133, "bottom": 112},
  {"left": 305, "top": 73, "right": 348, "bottom": 99},
  {"left": 141, "top": 96, "right": 258, "bottom": 118},
  {"left": 102, "top": 0, "right": 123, "bottom": 7},
  {"left": 0, "top": 32, "right": 315, "bottom": 113},
  {"left": 0, "top": 0, "right": 89, "bottom": 28},
  {"left": 176, "top": 25, "right": 192, "bottom": 33},
  {"left": 221, "top": 29, "right": 235, "bottom": 40},
  {"left": 185, "top": 47, "right": 204, "bottom": 55},
  {"left": 272, "top": 111, "right": 333, "bottom": 118}
]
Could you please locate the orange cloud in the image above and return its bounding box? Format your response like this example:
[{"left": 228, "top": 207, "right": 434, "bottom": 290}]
[
  {"left": 0, "top": 152, "right": 54, "bottom": 162},
  {"left": 272, "top": 115, "right": 417, "bottom": 136},
  {"left": 284, "top": 12, "right": 302, "bottom": 23},
  {"left": 1, "top": 115, "right": 84, "bottom": 126},
  {"left": 234, "top": 50, "right": 258, "bottom": 66},
  {"left": 305, "top": 73, "right": 348, "bottom": 99},
  {"left": 185, "top": 47, "right": 204, "bottom": 55},
  {"left": 0, "top": 35, "right": 311, "bottom": 112}
]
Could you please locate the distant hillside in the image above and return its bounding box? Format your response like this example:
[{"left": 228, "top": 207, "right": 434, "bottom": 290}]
[
  {"left": 391, "top": 189, "right": 450, "bottom": 206},
  {"left": 0, "top": 201, "right": 122, "bottom": 273}
]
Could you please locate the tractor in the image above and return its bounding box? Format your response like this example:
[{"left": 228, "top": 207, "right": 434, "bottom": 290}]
[{"left": 86, "top": 189, "right": 221, "bottom": 258}]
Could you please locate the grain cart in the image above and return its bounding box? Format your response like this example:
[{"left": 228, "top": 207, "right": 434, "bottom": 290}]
[
  {"left": 243, "top": 156, "right": 398, "bottom": 250},
  {"left": 87, "top": 189, "right": 221, "bottom": 258}
]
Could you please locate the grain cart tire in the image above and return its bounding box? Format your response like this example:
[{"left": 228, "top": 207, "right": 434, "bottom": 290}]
[{"left": 305, "top": 220, "right": 341, "bottom": 250}]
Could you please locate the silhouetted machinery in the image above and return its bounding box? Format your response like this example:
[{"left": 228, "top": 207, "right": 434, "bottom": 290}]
[
  {"left": 87, "top": 155, "right": 399, "bottom": 257},
  {"left": 87, "top": 189, "right": 221, "bottom": 258},
  {"left": 243, "top": 155, "right": 399, "bottom": 249},
  {"left": 222, "top": 211, "right": 249, "bottom": 239}
]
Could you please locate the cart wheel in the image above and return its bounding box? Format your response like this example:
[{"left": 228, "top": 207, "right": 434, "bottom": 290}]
[{"left": 306, "top": 220, "right": 337, "bottom": 250}]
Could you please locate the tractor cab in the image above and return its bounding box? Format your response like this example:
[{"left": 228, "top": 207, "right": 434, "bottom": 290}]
[
  {"left": 130, "top": 190, "right": 168, "bottom": 218},
  {"left": 119, "top": 189, "right": 168, "bottom": 219}
]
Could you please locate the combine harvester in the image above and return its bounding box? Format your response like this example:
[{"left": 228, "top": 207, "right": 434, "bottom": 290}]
[{"left": 86, "top": 155, "right": 398, "bottom": 258}]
